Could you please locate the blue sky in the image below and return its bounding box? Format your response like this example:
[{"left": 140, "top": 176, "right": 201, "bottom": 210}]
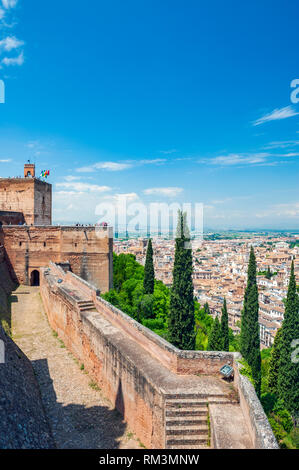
[{"left": 0, "top": 0, "right": 298, "bottom": 229}]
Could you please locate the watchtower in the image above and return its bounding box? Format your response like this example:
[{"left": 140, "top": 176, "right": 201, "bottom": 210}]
[
  {"left": 0, "top": 163, "right": 52, "bottom": 225},
  {"left": 24, "top": 163, "right": 35, "bottom": 178}
]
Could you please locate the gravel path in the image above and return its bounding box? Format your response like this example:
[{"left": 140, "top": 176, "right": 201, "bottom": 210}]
[{"left": 11, "top": 285, "right": 140, "bottom": 449}]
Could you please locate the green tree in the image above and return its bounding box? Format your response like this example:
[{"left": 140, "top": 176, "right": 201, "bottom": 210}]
[
  {"left": 208, "top": 317, "right": 222, "bottom": 351},
  {"left": 277, "top": 261, "right": 299, "bottom": 415},
  {"left": 240, "top": 246, "right": 261, "bottom": 396},
  {"left": 204, "top": 302, "right": 211, "bottom": 316},
  {"left": 268, "top": 327, "right": 282, "bottom": 394},
  {"left": 266, "top": 266, "right": 272, "bottom": 280},
  {"left": 143, "top": 238, "right": 155, "bottom": 294},
  {"left": 220, "top": 298, "right": 229, "bottom": 351},
  {"left": 168, "top": 211, "right": 195, "bottom": 350}
]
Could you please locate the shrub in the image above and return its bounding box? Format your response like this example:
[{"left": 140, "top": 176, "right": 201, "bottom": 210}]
[
  {"left": 142, "top": 318, "right": 165, "bottom": 330},
  {"left": 261, "top": 392, "right": 277, "bottom": 415},
  {"left": 268, "top": 416, "right": 286, "bottom": 442}
]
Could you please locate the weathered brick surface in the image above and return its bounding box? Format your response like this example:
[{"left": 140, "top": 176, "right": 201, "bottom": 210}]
[
  {"left": 40, "top": 270, "right": 165, "bottom": 449},
  {"left": 0, "top": 226, "right": 112, "bottom": 292},
  {"left": 0, "top": 178, "right": 52, "bottom": 225},
  {"left": 40, "top": 265, "right": 279, "bottom": 449}
]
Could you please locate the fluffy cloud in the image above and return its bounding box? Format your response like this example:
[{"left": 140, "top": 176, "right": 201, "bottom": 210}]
[
  {"left": 0, "top": 2, "right": 25, "bottom": 68},
  {"left": 143, "top": 187, "right": 183, "bottom": 197},
  {"left": 253, "top": 106, "right": 299, "bottom": 126},
  {"left": 2, "top": 0, "right": 18, "bottom": 9},
  {"left": 264, "top": 140, "right": 299, "bottom": 149},
  {"left": 76, "top": 159, "right": 166, "bottom": 173},
  {"left": 77, "top": 161, "right": 132, "bottom": 172},
  {"left": 56, "top": 182, "right": 111, "bottom": 193},
  {"left": 0, "top": 36, "right": 24, "bottom": 51},
  {"left": 256, "top": 202, "right": 299, "bottom": 218},
  {"left": 202, "top": 153, "right": 270, "bottom": 166},
  {"left": 2, "top": 51, "right": 24, "bottom": 66}
]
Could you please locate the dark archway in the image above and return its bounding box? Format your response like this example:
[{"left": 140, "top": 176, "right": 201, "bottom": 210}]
[{"left": 30, "top": 270, "right": 40, "bottom": 286}]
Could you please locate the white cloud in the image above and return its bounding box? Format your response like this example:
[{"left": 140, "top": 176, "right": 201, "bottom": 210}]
[
  {"left": 0, "top": 3, "right": 24, "bottom": 69},
  {"left": 143, "top": 187, "right": 183, "bottom": 197},
  {"left": 253, "top": 106, "right": 299, "bottom": 126},
  {"left": 77, "top": 161, "right": 132, "bottom": 172},
  {"left": 2, "top": 0, "right": 18, "bottom": 9},
  {"left": 138, "top": 158, "right": 166, "bottom": 165},
  {"left": 76, "top": 158, "right": 167, "bottom": 173},
  {"left": 277, "top": 152, "right": 299, "bottom": 157},
  {"left": 64, "top": 175, "right": 82, "bottom": 182},
  {"left": 202, "top": 153, "right": 270, "bottom": 166},
  {"left": 0, "top": 36, "right": 24, "bottom": 51},
  {"left": 264, "top": 140, "right": 299, "bottom": 149},
  {"left": 256, "top": 202, "right": 299, "bottom": 218},
  {"left": 56, "top": 182, "right": 112, "bottom": 193},
  {"left": 112, "top": 192, "right": 139, "bottom": 202},
  {"left": 2, "top": 50, "right": 24, "bottom": 66},
  {"left": 0, "top": 158, "right": 11, "bottom": 162}
]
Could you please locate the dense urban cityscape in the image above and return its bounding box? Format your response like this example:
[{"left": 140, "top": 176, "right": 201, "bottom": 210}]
[{"left": 115, "top": 234, "right": 299, "bottom": 348}]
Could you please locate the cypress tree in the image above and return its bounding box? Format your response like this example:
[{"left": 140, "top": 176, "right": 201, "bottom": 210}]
[
  {"left": 277, "top": 261, "right": 299, "bottom": 415},
  {"left": 268, "top": 327, "right": 282, "bottom": 394},
  {"left": 208, "top": 317, "right": 222, "bottom": 351},
  {"left": 240, "top": 246, "right": 261, "bottom": 396},
  {"left": 168, "top": 211, "right": 195, "bottom": 350},
  {"left": 143, "top": 238, "right": 155, "bottom": 294},
  {"left": 266, "top": 266, "right": 271, "bottom": 280},
  {"left": 220, "top": 298, "right": 229, "bottom": 351},
  {"left": 204, "top": 302, "right": 211, "bottom": 316}
]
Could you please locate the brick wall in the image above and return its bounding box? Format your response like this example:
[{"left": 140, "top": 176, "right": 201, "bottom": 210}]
[
  {"left": 39, "top": 264, "right": 278, "bottom": 450},
  {"left": 0, "top": 178, "right": 51, "bottom": 225},
  {"left": 0, "top": 226, "right": 112, "bottom": 292}
]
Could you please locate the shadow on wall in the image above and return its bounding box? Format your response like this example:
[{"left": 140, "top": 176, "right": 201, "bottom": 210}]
[
  {"left": 0, "top": 292, "right": 19, "bottom": 338},
  {"left": 31, "top": 358, "right": 127, "bottom": 449},
  {"left": 115, "top": 379, "right": 125, "bottom": 416},
  {"left": 1, "top": 245, "right": 19, "bottom": 285}
]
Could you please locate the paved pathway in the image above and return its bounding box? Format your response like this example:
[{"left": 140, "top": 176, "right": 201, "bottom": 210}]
[{"left": 11, "top": 285, "right": 140, "bottom": 449}]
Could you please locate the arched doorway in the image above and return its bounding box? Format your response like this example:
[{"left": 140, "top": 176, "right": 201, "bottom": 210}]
[{"left": 30, "top": 270, "right": 40, "bottom": 286}]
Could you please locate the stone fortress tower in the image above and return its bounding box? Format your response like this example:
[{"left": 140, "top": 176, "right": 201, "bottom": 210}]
[
  {"left": 0, "top": 163, "right": 112, "bottom": 291},
  {"left": 0, "top": 163, "right": 52, "bottom": 226}
]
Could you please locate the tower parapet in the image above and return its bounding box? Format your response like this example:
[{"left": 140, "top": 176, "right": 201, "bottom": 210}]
[{"left": 24, "top": 163, "right": 35, "bottom": 178}]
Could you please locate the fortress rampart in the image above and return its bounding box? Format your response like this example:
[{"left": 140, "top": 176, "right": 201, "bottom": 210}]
[
  {"left": 40, "top": 262, "right": 278, "bottom": 449},
  {"left": 0, "top": 164, "right": 113, "bottom": 293},
  {"left": 0, "top": 226, "right": 113, "bottom": 293}
]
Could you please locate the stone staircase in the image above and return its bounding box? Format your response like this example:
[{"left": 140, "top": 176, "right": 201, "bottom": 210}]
[
  {"left": 164, "top": 392, "right": 239, "bottom": 449},
  {"left": 77, "top": 300, "right": 96, "bottom": 312},
  {"left": 165, "top": 394, "right": 210, "bottom": 449}
]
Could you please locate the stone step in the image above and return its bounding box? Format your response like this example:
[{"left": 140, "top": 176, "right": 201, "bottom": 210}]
[
  {"left": 166, "top": 408, "right": 208, "bottom": 417},
  {"left": 166, "top": 416, "right": 207, "bottom": 426},
  {"left": 166, "top": 425, "right": 209, "bottom": 436},
  {"left": 165, "top": 393, "right": 232, "bottom": 400},
  {"left": 165, "top": 399, "right": 208, "bottom": 408},
  {"left": 164, "top": 393, "right": 209, "bottom": 400},
  {"left": 167, "top": 444, "right": 209, "bottom": 449},
  {"left": 166, "top": 437, "right": 208, "bottom": 447},
  {"left": 208, "top": 397, "right": 238, "bottom": 404}
]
